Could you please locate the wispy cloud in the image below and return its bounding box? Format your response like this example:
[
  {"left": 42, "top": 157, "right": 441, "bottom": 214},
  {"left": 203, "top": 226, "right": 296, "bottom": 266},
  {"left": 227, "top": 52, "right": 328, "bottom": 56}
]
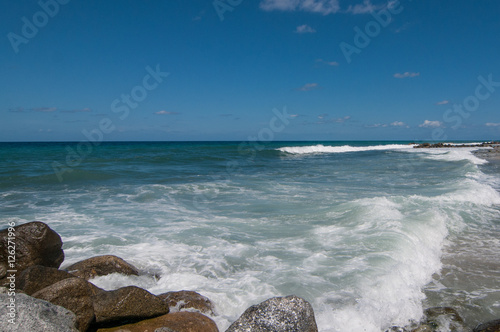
[
  {"left": 316, "top": 114, "right": 351, "bottom": 124},
  {"left": 366, "top": 123, "right": 387, "bottom": 128},
  {"left": 61, "top": 108, "right": 92, "bottom": 113},
  {"left": 295, "top": 24, "right": 316, "bottom": 33},
  {"left": 419, "top": 120, "right": 442, "bottom": 128},
  {"left": 486, "top": 123, "right": 500, "bottom": 127},
  {"left": 32, "top": 107, "right": 57, "bottom": 112},
  {"left": 8, "top": 107, "right": 24, "bottom": 112},
  {"left": 316, "top": 59, "right": 339, "bottom": 66},
  {"left": 394, "top": 72, "right": 420, "bottom": 79},
  {"left": 366, "top": 121, "right": 409, "bottom": 128},
  {"left": 390, "top": 121, "right": 409, "bottom": 128},
  {"left": 345, "top": 0, "right": 382, "bottom": 14},
  {"left": 394, "top": 22, "right": 412, "bottom": 33},
  {"left": 8, "top": 106, "right": 92, "bottom": 113},
  {"left": 260, "top": 0, "right": 341, "bottom": 15},
  {"left": 297, "top": 83, "right": 319, "bottom": 91},
  {"left": 155, "top": 110, "right": 179, "bottom": 115},
  {"left": 435, "top": 100, "right": 450, "bottom": 105}
]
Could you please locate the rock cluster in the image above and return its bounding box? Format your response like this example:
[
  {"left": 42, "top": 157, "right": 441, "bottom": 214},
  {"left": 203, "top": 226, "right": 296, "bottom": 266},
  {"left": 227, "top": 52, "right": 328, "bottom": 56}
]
[
  {"left": 2, "top": 221, "right": 499, "bottom": 331},
  {"left": 0, "top": 221, "right": 319, "bottom": 332},
  {"left": 413, "top": 141, "right": 500, "bottom": 149}
]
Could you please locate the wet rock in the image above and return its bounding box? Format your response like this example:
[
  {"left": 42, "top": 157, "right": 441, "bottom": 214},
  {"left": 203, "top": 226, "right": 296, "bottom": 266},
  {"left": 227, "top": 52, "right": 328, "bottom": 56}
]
[
  {"left": 18, "top": 265, "right": 74, "bottom": 295},
  {"left": 226, "top": 295, "right": 318, "bottom": 332},
  {"left": 64, "top": 255, "right": 139, "bottom": 280},
  {"left": 0, "top": 221, "right": 64, "bottom": 285},
  {"left": 388, "top": 307, "right": 467, "bottom": 332},
  {"left": 92, "top": 285, "right": 169, "bottom": 325},
  {"left": 96, "top": 312, "right": 218, "bottom": 332},
  {"left": 0, "top": 293, "right": 78, "bottom": 332},
  {"left": 157, "top": 290, "right": 216, "bottom": 315},
  {"left": 32, "top": 277, "right": 95, "bottom": 332},
  {"left": 420, "top": 307, "right": 467, "bottom": 332},
  {"left": 474, "top": 319, "right": 500, "bottom": 332}
]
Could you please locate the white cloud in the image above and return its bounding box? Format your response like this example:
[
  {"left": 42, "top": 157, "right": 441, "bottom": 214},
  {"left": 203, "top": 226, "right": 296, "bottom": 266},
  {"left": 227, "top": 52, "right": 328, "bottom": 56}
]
[
  {"left": 315, "top": 115, "right": 351, "bottom": 124},
  {"left": 33, "top": 107, "right": 57, "bottom": 112},
  {"left": 297, "top": 83, "right": 319, "bottom": 91},
  {"left": 155, "top": 110, "right": 179, "bottom": 115},
  {"left": 366, "top": 123, "right": 387, "bottom": 128},
  {"left": 295, "top": 24, "right": 316, "bottom": 33},
  {"left": 260, "top": 0, "right": 340, "bottom": 15},
  {"left": 486, "top": 123, "right": 500, "bottom": 127},
  {"left": 394, "top": 72, "right": 420, "bottom": 79},
  {"left": 316, "top": 59, "right": 339, "bottom": 66},
  {"left": 345, "top": 0, "right": 381, "bottom": 14},
  {"left": 390, "top": 121, "right": 408, "bottom": 127},
  {"left": 419, "top": 120, "right": 442, "bottom": 128},
  {"left": 435, "top": 100, "right": 449, "bottom": 105}
]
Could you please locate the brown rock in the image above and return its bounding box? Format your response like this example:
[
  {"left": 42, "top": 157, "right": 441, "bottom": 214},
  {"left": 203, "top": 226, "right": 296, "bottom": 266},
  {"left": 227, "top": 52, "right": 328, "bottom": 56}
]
[
  {"left": 0, "top": 221, "right": 64, "bottom": 284},
  {"left": 96, "top": 312, "right": 218, "bottom": 332},
  {"left": 32, "top": 277, "right": 95, "bottom": 332},
  {"left": 157, "top": 290, "right": 216, "bottom": 315},
  {"left": 92, "top": 286, "right": 169, "bottom": 325},
  {"left": 18, "top": 265, "right": 74, "bottom": 295},
  {"left": 64, "top": 255, "right": 139, "bottom": 280},
  {"left": 474, "top": 319, "right": 500, "bottom": 332}
]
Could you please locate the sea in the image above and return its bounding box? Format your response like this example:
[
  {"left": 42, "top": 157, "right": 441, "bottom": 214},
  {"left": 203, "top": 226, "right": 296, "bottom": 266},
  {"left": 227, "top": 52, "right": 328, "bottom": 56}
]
[{"left": 1, "top": 141, "right": 499, "bottom": 332}]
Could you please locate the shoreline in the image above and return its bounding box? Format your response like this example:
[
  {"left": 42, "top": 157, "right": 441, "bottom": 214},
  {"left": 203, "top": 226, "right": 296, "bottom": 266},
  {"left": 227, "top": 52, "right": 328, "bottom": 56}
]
[{"left": 413, "top": 141, "right": 500, "bottom": 163}]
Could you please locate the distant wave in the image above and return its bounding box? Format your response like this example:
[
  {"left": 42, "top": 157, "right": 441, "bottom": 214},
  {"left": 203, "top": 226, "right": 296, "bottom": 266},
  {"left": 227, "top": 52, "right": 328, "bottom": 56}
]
[
  {"left": 417, "top": 148, "right": 489, "bottom": 165},
  {"left": 277, "top": 144, "right": 416, "bottom": 155}
]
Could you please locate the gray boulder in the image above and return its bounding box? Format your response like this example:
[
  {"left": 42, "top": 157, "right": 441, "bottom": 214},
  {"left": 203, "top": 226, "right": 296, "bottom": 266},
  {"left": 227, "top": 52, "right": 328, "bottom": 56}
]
[
  {"left": 226, "top": 295, "right": 318, "bottom": 332},
  {"left": 0, "top": 293, "right": 78, "bottom": 332}
]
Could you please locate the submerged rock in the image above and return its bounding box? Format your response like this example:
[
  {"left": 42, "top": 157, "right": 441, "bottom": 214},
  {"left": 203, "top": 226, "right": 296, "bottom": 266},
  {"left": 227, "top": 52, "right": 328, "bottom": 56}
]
[
  {"left": 64, "top": 255, "right": 140, "bottom": 280},
  {"left": 226, "top": 295, "right": 318, "bottom": 332},
  {"left": 474, "top": 319, "right": 500, "bottom": 332},
  {"left": 0, "top": 293, "right": 78, "bottom": 332},
  {"left": 386, "top": 307, "right": 467, "bottom": 332},
  {"left": 0, "top": 221, "right": 64, "bottom": 285},
  {"left": 158, "top": 290, "right": 216, "bottom": 315},
  {"left": 32, "top": 277, "right": 95, "bottom": 332},
  {"left": 96, "top": 312, "right": 218, "bottom": 332}
]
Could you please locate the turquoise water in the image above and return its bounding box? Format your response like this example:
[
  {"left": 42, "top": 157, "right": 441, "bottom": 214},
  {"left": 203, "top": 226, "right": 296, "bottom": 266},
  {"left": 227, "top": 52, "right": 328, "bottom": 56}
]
[{"left": 1, "top": 141, "right": 499, "bottom": 331}]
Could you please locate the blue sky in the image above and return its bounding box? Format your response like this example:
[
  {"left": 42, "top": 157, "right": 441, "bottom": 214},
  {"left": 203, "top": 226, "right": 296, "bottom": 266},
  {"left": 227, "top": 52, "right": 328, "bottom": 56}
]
[{"left": 1, "top": 0, "right": 499, "bottom": 141}]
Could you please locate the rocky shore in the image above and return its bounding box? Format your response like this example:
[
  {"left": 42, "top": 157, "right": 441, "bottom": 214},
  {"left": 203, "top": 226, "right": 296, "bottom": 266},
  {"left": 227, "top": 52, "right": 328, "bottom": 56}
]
[
  {"left": 1, "top": 221, "right": 499, "bottom": 332},
  {"left": 413, "top": 141, "right": 500, "bottom": 149}
]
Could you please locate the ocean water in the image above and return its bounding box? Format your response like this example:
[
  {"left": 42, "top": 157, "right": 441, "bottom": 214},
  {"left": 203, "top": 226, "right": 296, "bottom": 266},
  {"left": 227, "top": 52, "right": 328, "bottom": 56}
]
[{"left": 1, "top": 141, "right": 499, "bottom": 331}]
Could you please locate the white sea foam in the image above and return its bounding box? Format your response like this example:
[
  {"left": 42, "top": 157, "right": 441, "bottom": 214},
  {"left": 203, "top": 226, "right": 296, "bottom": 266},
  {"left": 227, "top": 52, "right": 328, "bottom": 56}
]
[
  {"left": 415, "top": 148, "right": 488, "bottom": 165},
  {"left": 5, "top": 142, "right": 500, "bottom": 332},
  {"left": 313, "top": 196, "right": 449, "bottom": 331},
  {"left": 278, "top": 144, "right": 416, "bottom": 155}
]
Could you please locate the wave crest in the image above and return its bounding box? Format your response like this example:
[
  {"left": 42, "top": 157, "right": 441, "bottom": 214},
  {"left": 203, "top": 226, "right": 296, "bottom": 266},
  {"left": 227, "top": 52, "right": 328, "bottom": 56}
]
[{"left": 278, "top": 144, "right": 416, "bottom": 155}]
